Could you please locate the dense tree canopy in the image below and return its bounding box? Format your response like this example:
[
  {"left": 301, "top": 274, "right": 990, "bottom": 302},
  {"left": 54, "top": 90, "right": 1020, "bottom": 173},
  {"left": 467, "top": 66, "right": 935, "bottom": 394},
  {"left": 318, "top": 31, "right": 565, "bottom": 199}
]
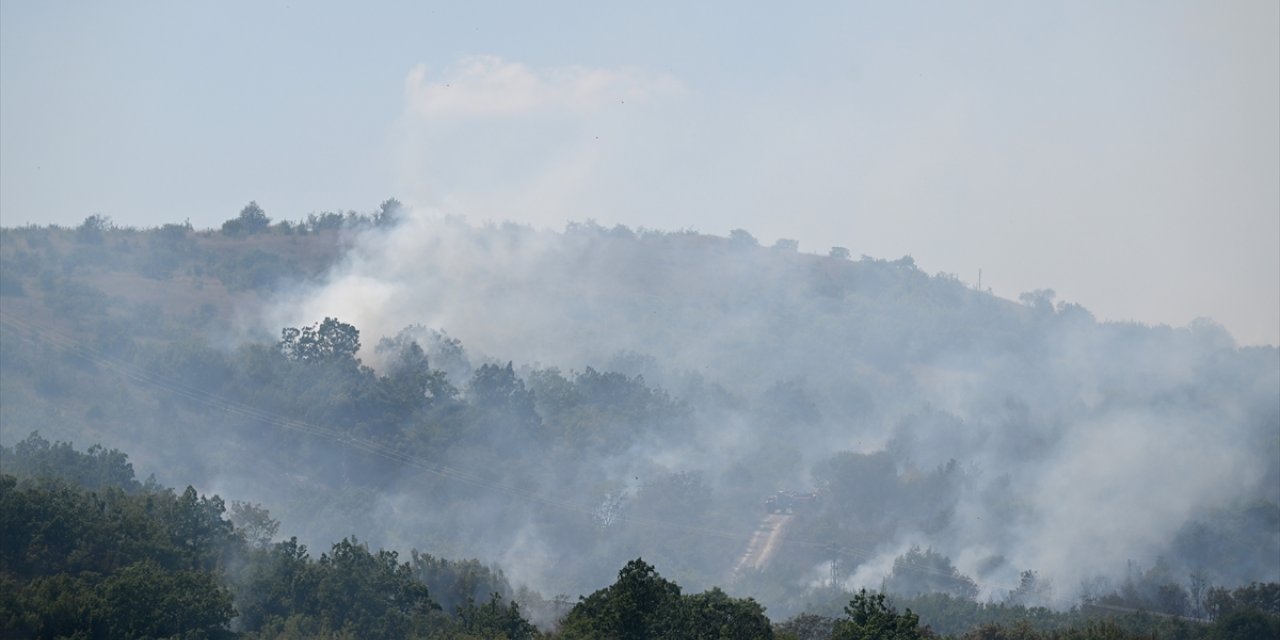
[
  {"left": 560, "top": 558, "right": 773, "bottom": 640},
  {"left": 0, "top": 436, "right": 540, "bottom": 640},
  {"left": 279, "top": 317, "right": 362, "bottom": 365},
  {"left": 831, "top": 590, "right": 924, "bottom": 640}
]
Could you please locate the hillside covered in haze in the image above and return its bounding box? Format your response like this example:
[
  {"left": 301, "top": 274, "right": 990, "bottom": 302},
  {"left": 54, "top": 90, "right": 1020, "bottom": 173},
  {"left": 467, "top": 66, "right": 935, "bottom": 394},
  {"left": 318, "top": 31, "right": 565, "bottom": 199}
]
[{"left": 1, "top": 204, "right": 1277, "bottom": 635}]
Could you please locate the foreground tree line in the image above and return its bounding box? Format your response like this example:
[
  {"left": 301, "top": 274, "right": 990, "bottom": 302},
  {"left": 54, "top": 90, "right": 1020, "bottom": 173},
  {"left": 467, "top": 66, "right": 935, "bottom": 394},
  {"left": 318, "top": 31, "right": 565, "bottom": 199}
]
[
  {"left": 2, "top": 436, "right": 1276, "bottom": 639},
  {"left": 0, "top": 435, "right": 765, "bottom": 639},
  {"left": 0, "top": 435, "right": 531, "bottom": 639}
]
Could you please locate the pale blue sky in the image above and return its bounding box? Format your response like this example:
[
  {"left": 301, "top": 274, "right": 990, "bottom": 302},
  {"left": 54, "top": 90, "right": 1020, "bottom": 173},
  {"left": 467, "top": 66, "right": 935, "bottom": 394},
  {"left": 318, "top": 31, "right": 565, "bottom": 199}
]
[{"left": 2, "top": 1, "right": 1277, "bottom": 344}]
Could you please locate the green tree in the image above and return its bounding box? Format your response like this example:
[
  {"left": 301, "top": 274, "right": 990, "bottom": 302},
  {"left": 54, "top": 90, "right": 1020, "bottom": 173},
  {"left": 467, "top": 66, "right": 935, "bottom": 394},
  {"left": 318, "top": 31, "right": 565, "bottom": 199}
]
[
  {"left": 1005, "top": 570, "right": 1052, "bottom": 608},
  {"left": 229, "top": 501, "right": 280, "bottom": 549},
  {"left": 222, "top": 200, "right": 271, "bottom": 236},
  {"left": 681, "top": 587, "right": 774, "bottom": 640},
  {"left": 229, "top": 537, "right": 314, "bottom": 632},
  {"left": 280, "top": 317, "right": 362, "bottom": 364},
  {"left": 408, "top": 551, "right": 512, "bottom": 615},
  {"left": 376, "top": 336, "right": 457, "bottom": 406},
  {"left": 166, "top": 486, "right": 238, "bottom": 572},
  {"left": 1208, "top": 607, "right": 1280, "bottom": 640},
  {"left": 75, "top": 214, "right": 110, "bottom": 244},
  {"left": 1, "top": 432, "right": 141, "bottom": 492},
  {"left": 467, "top": 362, "right": 542, "bottom": 439},
  {"left": 882, "top": 546, "right": 979, "bottom": 600},
  {"left": 728, "top": 228, "right": 758, "bottom": 247},
  {"left": 375, "top": 198, "right": 404, "bottom": 227},
  {"left": 456, "top": 593, "right": 538, "bottom": 640},
  {"left": 561, "top": 559, "right": 774, "bottom": 640},
  {"left": 831, "top": 590, "right": 925, "bottom": 640},
  {"left": 560, "top": 558, "right": 682, "bottom": 640},
  {"left": 775, "top": 613, "right": 836, "bottom": 640},
  {"left": 1229, "top": 581, "right": 1280, "bottom": 615},
  {"left": 98, "top": 560, "right": 236, "bottom": 639},
  {"left": 307, "top": 537, "right": 438, "bottom": 638}
]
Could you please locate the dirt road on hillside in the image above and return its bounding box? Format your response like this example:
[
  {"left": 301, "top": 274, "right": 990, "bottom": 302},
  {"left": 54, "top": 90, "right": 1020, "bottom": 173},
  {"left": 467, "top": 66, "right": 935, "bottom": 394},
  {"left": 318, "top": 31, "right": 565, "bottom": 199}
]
[{"left": 732, "top": 513, "right": 793, "bottom": 575}]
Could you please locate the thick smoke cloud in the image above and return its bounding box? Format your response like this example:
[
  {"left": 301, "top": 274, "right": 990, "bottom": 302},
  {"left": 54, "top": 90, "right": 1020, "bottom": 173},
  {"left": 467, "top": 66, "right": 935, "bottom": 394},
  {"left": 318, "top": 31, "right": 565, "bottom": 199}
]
[{"left": 260, "top": 210, "right": 1278, "bottom": 606}]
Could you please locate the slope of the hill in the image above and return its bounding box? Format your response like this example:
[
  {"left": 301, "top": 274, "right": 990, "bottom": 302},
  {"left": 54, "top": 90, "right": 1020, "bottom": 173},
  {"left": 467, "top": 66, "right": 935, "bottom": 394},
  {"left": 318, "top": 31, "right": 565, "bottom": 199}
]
[{"left": 1, "top": 213, "right": 1276, "bottom": 620}]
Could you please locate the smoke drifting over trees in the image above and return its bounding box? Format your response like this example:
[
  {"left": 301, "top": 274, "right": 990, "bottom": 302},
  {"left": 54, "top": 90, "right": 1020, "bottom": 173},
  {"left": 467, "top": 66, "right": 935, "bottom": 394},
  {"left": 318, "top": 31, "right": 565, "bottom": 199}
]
[
  {"left": 267, "top": 213, "right": 1277, "bottom": 594},
  {"left": 0, "top": 208, "right": 1276, "bottom": 635}
]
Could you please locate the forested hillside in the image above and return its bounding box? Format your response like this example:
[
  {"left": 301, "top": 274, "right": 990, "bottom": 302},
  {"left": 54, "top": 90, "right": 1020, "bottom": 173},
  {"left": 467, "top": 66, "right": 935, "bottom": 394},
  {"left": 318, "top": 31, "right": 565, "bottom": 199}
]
[{"left": 1, "top": 205, "right": 1277, "bottom": 637}]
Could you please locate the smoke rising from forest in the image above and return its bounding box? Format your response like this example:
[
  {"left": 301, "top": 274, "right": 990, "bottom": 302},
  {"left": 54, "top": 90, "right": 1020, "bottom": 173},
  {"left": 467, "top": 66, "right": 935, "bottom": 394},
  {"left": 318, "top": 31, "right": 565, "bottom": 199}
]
[
  {"left": 3, "top": 3, "right": 1278, "bottom": 634},
  {"left": 255, "top": 209, "right": 1279, "bottom": 605},
  {"left": 0, "top": 207, "right": 1274, "bottom": 624}
]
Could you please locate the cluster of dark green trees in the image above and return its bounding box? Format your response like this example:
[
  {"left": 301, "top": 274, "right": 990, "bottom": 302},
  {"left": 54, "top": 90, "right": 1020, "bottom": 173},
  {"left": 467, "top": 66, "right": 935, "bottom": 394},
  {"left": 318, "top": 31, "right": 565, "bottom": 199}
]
[
  {"left": 0, "top": 436, "right": 801, "bottom": 639},
  {"left": 557, "top": 559, "right": 772, "bottom": 639},
  {"left": 781, "top": 588, "right": 1280, "bottom": 640},
  {"left": 0, "top": 434, "right": 538, "bottom": 639},
  {"left": 5, "top": 435, "right": 1276, "bottom": 639},
  {"left": 219, "top": 199, "right": 403, "bottom": 237}
]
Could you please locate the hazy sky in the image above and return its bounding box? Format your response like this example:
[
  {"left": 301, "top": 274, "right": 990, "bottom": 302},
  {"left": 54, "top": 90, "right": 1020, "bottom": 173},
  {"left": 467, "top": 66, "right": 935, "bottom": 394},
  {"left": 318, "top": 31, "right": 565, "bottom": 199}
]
[{"left": 2, "top": 1, "right": 1277, "bottom": 345}]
